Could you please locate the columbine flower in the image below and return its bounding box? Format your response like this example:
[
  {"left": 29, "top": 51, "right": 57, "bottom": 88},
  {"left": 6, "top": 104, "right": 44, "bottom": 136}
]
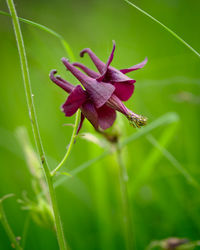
[
  {"left": 72, "top": 41, "right": 147, "bottom": 101},
  {"left": 50, "top": 68, "right": 116, "bottom": 132},
  {"left": 50, "top": 54, "right": 147, "bottom": 133}
]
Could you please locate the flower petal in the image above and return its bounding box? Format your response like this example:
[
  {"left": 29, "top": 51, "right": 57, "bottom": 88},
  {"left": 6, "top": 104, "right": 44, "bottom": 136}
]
[
  {"left": 88, "top": 81, "right": 115, "bottom": 108},
  {"left": 72, "top": 62, "right": 100, "bottom": 78},
  {"left": 105, "top": 41, "right": 116, "bottom": 69},
  {"left": 103, "top": 67, "right": 136, "bottom": 84},
  {"left": 62, "top": 58, "right": 95, "bottom": 85},
  {"left": 97, "top": 41, "right": 116, "bottom": 82},
  {"left": 62, "top": 58, "right": 115, "bottom": 108},
  {"left": 97, "top": 105, "right": 116, "bottom": 130},
  {"left": 77, "top": 112, "right": 85, "bottom": 134},
  {"left": 62, "top": 85, "right": 87, "bottom": 116},
  {"left": 81, "top": 101, "right": 98, "bottom": 129},
  {"left": 50, "top": 70, "right": 75, "bottom": 93},
  {"left": 114, "top": 82, "right": 135, "bottom": 101},
  {"left": 80, "top": 48, "right": 105, "bottom": 74},
  {"left": 120, "top": 57, "right": 148, "bottom": 74},
  {"left": 106, "top": 94, "right": 129, "bottom": 115}
]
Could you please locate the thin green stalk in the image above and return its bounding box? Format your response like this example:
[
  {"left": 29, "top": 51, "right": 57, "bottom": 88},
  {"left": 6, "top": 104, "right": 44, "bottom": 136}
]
[
  {"left": 0, "top": 195, "right": 22, "bottom": 250},
  {"left": 116, "top": 143, "right": 133, "bottom": 250},
  {"left": 124, "top": 0, "right": 200, "bottom": 58},
  {"left": 51, "top": 109, "right": 80, "bottom": 176},
  {"left": 6, "top": 0, "right": 67, "bottom": 249}
]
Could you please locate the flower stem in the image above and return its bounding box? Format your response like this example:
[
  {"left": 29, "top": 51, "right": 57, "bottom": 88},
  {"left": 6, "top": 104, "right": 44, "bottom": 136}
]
[
  {"left": 124, "top": 0, "right": 200, "bottom": 58},
  {"left": 51, "top": 109, "right": 80, "bottom": 176},
  {"left": 6, "top": 0, "right": 67, "bottom": 249},
  {"left": 116, "top": 143, "right": 134, "bottom": 250}
]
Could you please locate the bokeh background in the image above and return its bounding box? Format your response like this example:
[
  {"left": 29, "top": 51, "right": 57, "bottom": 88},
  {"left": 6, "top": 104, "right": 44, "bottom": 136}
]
[{"left": 0, "top": 0, "right": 200, "bottom": 249}]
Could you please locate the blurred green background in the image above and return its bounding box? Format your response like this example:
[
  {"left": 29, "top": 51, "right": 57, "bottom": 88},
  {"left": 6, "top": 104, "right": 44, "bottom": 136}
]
[{"left": 0, "top": 0, "right": 200, "bottom": 249}]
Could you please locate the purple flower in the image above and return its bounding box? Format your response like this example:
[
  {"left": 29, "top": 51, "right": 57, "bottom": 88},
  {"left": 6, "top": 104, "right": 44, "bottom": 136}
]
[
  {"left": 50, "top": 46, "right": 147, "bottom": 133},
  {"left": 50, "top": 68, "right": 116, "bottom": 133},
  {"left": 72, "top": 41, "right": 147, "bottom": 101}
]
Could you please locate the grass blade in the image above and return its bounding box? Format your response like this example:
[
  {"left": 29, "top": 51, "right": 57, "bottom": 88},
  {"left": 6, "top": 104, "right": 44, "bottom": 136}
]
[
  {"left": 0, "top": 10, "right": 75, "bottom": 61},
  {"left": 146, "top": 134, "right": 200, "bottom": 189},
  {"left": 123, "top": 0, "right": 200, "bottom": 58},
  {"left": 132, "top": 121, "right": 179, "bottom": 192}
]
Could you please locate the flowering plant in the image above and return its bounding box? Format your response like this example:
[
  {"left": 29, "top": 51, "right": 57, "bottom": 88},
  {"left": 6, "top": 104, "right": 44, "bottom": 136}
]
[{"left": 50, "top": 41, "right": 147, "bottom": 132}]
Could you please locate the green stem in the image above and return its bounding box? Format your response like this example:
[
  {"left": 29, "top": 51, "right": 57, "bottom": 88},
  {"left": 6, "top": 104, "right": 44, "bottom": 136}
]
[
  {"left": 0, "top": 195, "right": 22, "bottom": 250},
  {"left": 116, "top": 143, "right": 133, "bottom": 250},
  {"left": 124, "top": 0, "right": 200, "bottom": 58},
  {"left": 51, "top": 109, "right": 80, "bottom": 176},
  {"left": 6, "top": 0, "right": 67, "bottom": 249}
]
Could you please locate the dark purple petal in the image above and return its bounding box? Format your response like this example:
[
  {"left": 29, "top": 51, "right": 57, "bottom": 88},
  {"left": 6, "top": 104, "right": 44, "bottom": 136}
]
[
  {"left": 105, "top": 41, "right": 116, "bottom": 69},
  {"left": 62, "top": 58, "right": 95, "bottom": 84},
  {"left": 72, "top": 62, "right": 100, "bottom": 78},
  {"left": 120, "top": 57, "right": 148, "bottom": 74},
  {"left": 97, "top": 41, "right": 116, "bottom": 82},
  {"left": 62, "top": 58, "right": 115, "bottom": 108},
  {"left": 87, "top": 81, "right": 115, "bottom": 108},
  {"left": 62, "top": 85, "right": 87, "bottom": 116},
  {"left": 81, "top": 101, "right": 99, "bottom": 129},
  {"left": 97, "top": 105, "right": 116, "bottom": 130},
  {"left": 106, "top": 94, "right": 129, "bottom": 115},
  {"left": 50, "top": 70, "right": 75, "bottom": 93},
  {"left": 114, "top": 82, "right": 135, "bottom": 101},
  {"left": 80, "top": 48, "right": 105, "bottom": 74},
  {"left": 104, "top": 67, "right": 136, "bottom": 84},
  {"left": 77, "top": 112, "right": 85, "bottom": 134}
]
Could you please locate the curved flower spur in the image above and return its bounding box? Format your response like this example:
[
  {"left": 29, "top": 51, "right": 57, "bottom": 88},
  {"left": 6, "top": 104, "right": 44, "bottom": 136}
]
[{"left": 50, "top": 42, "right": 147, "bottom": 133}]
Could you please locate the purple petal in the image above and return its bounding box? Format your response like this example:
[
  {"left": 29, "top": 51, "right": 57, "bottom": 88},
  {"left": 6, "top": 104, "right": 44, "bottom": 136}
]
[
  {"left": 62, "top": 85, "right": 87, "bottom": 116},
  {"left": 97, "top": 41, "right": 116, "bottom": 82},
  {"left": 50, "top": 70, "right": 75, "bottom": 93},
  {"left": 72, "top": 62, "right": 100, "bottom": 78},
  {"left": 62, "top": 58, "right": 115, "bottom": 108},
  {"left": 87, "top": 81, "right": 115, "bottom": 108},
  {"left": 120, "top": 57, "right": 148, "bottom": 74},
  {"left": 80, "top": 48, "right": 105, "bottom": 74},
  {"left": 114, "top": 82, "right": 135, "bottom": 101},
  {"left": 81, "top": 101, "right": 98, "bottom": 129},
  {"left": 62, "top": 58, "right": 95, "bottom": 85},
  {"left": 106, "top": 94, "right": 129, "bottom": 116},
  {"left": 77, "top": 113, "right": 85, "bottom": 134},
  {"left": 106, "top": 41, "right": 116, "bottom": 69},
  {"left": 97, "top": 105, "right": 116, "bottom": 130},
  {"left": 104, "top": 67, "right": 136, "bottom": 84}
]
